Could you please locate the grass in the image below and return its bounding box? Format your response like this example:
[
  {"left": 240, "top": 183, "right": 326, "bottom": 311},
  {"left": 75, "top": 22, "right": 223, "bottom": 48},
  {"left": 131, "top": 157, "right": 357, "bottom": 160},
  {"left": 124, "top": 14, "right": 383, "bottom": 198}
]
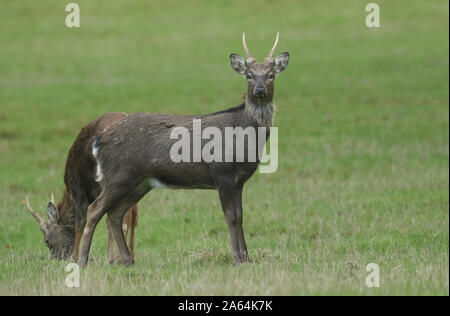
[{"left": 0, "top": 0, "right": 448, "bottom": 295}]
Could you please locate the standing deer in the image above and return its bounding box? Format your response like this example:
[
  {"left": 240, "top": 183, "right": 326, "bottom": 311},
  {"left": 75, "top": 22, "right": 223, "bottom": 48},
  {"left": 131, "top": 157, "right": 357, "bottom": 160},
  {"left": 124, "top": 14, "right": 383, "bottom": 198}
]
[
  {"left": 77, "top": 32, "right": 289, "bottom": 268},
  {"left": 25, "top": 112, "right": 139, "bottom": 263}
]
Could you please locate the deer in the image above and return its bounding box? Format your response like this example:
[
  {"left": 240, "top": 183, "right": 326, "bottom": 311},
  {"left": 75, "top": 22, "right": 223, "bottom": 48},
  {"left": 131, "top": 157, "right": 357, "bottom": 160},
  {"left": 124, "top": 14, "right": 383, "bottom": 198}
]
[
  {"left": 25, "top": 112, "right": 139, "bottom": 263},
  {"left": 77, "top": 32, "right": 289, "bottom": 268}
]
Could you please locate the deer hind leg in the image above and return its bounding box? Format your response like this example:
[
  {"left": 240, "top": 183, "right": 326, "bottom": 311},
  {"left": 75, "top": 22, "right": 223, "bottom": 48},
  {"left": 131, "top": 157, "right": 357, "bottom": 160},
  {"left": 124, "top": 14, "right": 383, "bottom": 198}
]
[
  {"left": 128, "top": 204, "right": 138, "bottom": 261},
  {"left": 108, "top": 206, "right": 132, "bottom": 265},
  {"left": 108, "top": 209, "right": 132, "bottom": 266},
  {"left": 106, "top": 215, "right": 116, "bottom": 264},
  {"left": 108, "top": 189, "right": 148, "bottom": 266},
  {"left": 108, "top": 206, "right": 134, "bottom": 264},
  {"left": 122, "top": 209, "right": 131, "bottom": 243}
]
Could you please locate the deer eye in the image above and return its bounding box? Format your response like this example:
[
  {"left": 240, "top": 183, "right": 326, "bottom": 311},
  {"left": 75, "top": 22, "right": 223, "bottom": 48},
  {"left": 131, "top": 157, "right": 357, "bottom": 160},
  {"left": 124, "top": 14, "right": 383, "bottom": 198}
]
[
  {"left": 268, "top": 73, "right": 274, "bottom": 80},
  {"left": 246, "top": 73, "right": 253, "bottom": 80}
]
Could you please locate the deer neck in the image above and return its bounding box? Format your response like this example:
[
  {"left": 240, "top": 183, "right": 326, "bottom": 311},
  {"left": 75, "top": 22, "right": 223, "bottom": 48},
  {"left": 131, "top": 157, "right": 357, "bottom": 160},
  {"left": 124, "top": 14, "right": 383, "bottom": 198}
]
[
  {"left": 56, "top": 189, "right": 76, "bottom": 229},
  {"left": 245, "top": 93, "right": 275, "bottom": 128}
]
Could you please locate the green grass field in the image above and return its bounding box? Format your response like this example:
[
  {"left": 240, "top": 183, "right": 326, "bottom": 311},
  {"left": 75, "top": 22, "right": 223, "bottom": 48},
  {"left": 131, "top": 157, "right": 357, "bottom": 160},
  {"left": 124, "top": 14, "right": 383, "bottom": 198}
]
[{"left": 0, "top": 0, "right": 448, "bottom": 295}]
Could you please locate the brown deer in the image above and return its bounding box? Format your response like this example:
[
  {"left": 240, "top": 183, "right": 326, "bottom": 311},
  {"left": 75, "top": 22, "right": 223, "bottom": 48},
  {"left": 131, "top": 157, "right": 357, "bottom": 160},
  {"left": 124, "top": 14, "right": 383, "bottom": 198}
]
[
  {"left": 25, "top": 112, "right": 139, "bottom": 263},
  {"left": 77, "top": 32, "right": 289, "bottom": 268}
]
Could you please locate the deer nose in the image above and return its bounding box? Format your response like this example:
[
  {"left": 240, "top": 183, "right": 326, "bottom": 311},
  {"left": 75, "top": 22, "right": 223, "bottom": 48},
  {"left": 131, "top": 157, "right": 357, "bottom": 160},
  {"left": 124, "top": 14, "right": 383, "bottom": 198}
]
[{"left": 255, "top": 86, "right": 266, "bottom": 96}]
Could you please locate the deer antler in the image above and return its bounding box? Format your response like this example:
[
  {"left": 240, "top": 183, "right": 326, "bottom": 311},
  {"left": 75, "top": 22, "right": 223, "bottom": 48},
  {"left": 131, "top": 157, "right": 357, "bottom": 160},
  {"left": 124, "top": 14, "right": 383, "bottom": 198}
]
[
  {"left": 25, "top": 196, "right": 45, "bottom": 225},
  {"left": 264, "top": 31, "right": 279, "bottom": 64},
  {"left": 242, "top": 32, "right": 256, "bottom": 64},
  {"left": 50, "top": 193, "right": 55, "bottom": 204}
]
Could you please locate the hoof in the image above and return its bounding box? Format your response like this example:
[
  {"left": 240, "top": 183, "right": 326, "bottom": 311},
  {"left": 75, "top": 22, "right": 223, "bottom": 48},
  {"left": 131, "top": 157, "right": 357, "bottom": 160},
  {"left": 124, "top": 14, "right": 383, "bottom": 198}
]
[
  {"left": 108, "top": 255, "right": 116, "bottom": 265},
  {"left": 77, "top": 258, "right": 88, "bottom": 269},
  {"left": 119, "top": 256, "right": 134, "bottom": 266},
  {"left": 233, "top": 254, "right": 250, "bottom": 265}
]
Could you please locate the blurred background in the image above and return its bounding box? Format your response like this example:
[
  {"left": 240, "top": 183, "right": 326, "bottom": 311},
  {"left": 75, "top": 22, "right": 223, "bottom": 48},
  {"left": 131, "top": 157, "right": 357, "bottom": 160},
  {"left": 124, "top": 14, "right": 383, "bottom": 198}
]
[{"left": 0, "top": 0, "right": 448, "bottom": 295}]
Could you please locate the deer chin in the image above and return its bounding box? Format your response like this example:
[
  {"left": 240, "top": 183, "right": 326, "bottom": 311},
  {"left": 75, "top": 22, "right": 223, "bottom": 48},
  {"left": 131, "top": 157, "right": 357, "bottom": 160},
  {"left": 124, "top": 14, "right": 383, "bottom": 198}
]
[
  {"left": 253, "top": 93, "right": 268, "bottom": 100},
  {"left": 247, "top": 92, "right": 272, "bottom": 105}
]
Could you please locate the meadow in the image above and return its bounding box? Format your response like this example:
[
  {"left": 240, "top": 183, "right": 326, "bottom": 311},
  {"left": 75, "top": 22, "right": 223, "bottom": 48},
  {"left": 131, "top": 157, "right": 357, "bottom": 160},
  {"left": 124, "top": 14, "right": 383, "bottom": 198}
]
[{"left": 0, "top": 0, "right": 448, "bottom": 295}]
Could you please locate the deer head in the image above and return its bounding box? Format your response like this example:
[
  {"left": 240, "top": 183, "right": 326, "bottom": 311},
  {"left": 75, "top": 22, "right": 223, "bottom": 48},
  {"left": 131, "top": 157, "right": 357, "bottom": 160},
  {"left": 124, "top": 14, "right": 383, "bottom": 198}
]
[
  {"left": 25, "top": 195, "right": 73, "bottom": 259},
  {"left": 230, "top": 32, "right": 289, "bottom": 105}
]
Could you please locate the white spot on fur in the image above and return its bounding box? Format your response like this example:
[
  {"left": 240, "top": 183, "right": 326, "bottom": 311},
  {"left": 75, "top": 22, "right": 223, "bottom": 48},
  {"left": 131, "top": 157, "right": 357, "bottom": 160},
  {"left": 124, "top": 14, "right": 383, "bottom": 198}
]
[
  {"left": 122, "top": 224, "right": 128, "bottom": 232},
  {"left": 92, "top": 140, "right": 103, "bottom": 182},
  {"left": 149, "top": 177, "right": 166, "bottom": 189},
  {"left": 95, "top": 162, "right": 103, "bottom": 182},
  {"left": 92, "top": 143, "right": 99, "bottom": 158}
]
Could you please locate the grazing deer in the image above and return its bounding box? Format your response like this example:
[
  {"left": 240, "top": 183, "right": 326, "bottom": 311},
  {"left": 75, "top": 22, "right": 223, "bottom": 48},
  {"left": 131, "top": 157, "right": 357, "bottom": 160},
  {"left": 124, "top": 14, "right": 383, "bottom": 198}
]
[
  {"left": 77, "top": 32, "right": 289, "bottom": 268},
  {"left": 25, "top": 112, "right": 139, "bottom": 263}
]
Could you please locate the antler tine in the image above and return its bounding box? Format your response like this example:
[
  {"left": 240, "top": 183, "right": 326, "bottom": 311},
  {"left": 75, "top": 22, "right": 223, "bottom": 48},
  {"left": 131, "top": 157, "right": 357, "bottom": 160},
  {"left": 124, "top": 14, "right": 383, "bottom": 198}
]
[
  {"left": 242, "top": 32, "right": 255, "bottom": 63},
  {"left": 265, "top": 31, "right": 280, "bottom": 62},
  {"left": 25, "top": 196, "right": 44, "bottom": 225},
  {"left": 50, "top": 192, "right": 55, "bottom": 204}
]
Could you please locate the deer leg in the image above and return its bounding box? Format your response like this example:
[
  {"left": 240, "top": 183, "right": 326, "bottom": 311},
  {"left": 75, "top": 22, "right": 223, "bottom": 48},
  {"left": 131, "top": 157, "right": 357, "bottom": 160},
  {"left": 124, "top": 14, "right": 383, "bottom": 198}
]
[
  {"left": 122, "top": 209, "right": 130, "bottom": 245},
  {"left": 218, "top": 180, "right": 248, "bottom": 264},
  {"left": 108, "top": 205, "right": 134, "bottom": 266},
  {"left": 108, "top": 188, "right": 148, "bottom": 266},
  {"left": 234, "top": 186, "right": 249, "bottom": 262},
  {"left": 78, "top": 173, "right": 147, "bottom": 268},
  {"left": 128, "top": 204, "right": 138, "bottom": 261},
  {"left": 106, "top": 215, "right": 116, "bottom": 264},
  {"left": 108, "top": 207, "right": 134, "bottom": 264},
  {"left": 78, "top": 195, "right": 109, "bottom": 269},
  {"left": 71, "top": 217, "right": 86, "bottom": 262},
  {"left": 71, "top": 218, "right": 81, "bottom": 262},
  {"left": 68, "top": 188, "right": 89, "bottom": 262}
]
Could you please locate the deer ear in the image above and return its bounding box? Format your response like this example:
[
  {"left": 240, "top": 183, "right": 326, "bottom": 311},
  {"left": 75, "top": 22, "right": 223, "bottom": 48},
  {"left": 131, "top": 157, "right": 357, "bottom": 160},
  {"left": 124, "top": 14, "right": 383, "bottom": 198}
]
[
  {"left": 274, "top": 52, "right": 289, "bottom": 75},
  {"left": 230, "top": 54, "right": 247, "bottom": 76},
  {"left": 47, "top": 202, "right": 59, "bottom": 223}
]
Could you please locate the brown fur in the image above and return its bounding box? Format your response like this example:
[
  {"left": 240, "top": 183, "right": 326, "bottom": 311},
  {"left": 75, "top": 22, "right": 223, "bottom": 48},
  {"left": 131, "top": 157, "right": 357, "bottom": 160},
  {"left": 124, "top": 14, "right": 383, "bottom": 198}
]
[
  {"left": 77, "top": 39, "right": 289, "bottom": 268},
  {"left": 27, "top": 112, "right": 139, "bottom": 262}
]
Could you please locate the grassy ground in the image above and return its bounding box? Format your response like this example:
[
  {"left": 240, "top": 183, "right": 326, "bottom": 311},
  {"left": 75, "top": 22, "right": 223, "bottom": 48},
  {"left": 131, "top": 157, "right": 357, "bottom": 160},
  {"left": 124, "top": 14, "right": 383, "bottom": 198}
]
[{"left": 0, "top": 0, "right": 448, "bottom": 295}]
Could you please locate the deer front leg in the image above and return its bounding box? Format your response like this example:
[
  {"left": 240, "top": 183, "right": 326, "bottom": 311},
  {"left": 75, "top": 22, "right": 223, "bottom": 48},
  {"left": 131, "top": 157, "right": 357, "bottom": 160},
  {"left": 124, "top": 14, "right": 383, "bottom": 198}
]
[
  {"left": 234, "top": 186, "right": 248, "bottom": 262},
  {"left": 71, "top": 221, "right": 81, "bottom": 262},
  {"left": 70, "top": 192, "right": 88, "bottom": 263},
  {"left": 218, "top": 181, "right": 249, "bottom": 264},
  {"left": 71, "top": 217, "right": 86, "bottom": 262}
]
